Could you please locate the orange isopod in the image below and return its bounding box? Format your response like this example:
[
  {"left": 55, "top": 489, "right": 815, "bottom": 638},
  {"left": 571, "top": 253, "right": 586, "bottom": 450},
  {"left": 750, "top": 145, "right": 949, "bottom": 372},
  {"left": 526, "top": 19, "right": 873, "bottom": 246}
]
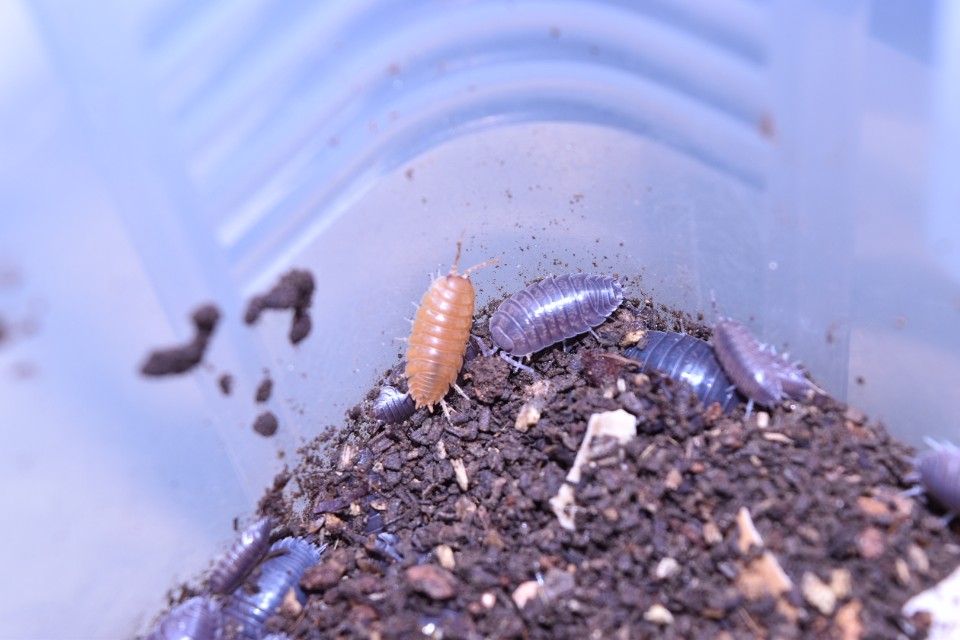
[{"left": 404, "top": 241, "right": 496, "bottom": 414}]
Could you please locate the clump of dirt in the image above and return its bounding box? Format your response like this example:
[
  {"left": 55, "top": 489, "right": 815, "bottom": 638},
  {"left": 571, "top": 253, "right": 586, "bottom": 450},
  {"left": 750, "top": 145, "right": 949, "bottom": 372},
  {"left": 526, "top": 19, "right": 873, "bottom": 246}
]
[
  {"left": 244, "top": 269, "right": 315, "bottom": 345},
  {"left": 141, "top": 304, "right": 221, "bottom": 376},
  {"left": 242, "top": 297, "right": 959, "bottom": 640},
  {"left": 256, "top": 375, "right": 274, "bottom": 403},
  {"left": 253, "top": 411, "right": 279, "bottom": 437}
]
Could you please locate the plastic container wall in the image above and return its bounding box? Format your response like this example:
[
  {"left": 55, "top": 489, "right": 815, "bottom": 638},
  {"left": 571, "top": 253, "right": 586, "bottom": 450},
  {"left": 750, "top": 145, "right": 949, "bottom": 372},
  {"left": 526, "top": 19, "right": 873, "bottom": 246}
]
[{"left": 0, "top": 0, "right": 954, "bottom": 636}]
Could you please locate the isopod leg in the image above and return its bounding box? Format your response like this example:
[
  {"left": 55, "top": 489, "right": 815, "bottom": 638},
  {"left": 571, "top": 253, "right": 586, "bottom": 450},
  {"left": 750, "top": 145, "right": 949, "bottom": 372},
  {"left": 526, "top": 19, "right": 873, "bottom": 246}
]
[
  {"left": 900, "top": 485, "right": 924, "bottom": 498},
  {"left": 499, "top": 352, "right": 535, "bottom": 375},
  {"left": 744, "top": 398, "right": 755, "bottom": 420},
  {"left": 471, "top": 335, "right": 496, "bottom": 357},
  {"left": 452, "top": 382, "right": 470, "bottom": 402},
  {"left": 440, "top": 398, "right": 456, "bottom": 422}
]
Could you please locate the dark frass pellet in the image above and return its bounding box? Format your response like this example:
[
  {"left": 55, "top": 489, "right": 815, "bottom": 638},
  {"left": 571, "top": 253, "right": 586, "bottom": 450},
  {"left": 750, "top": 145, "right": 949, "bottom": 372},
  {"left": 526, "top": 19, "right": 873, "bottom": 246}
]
[{"left": 253, "top": 411, "right": 278, "bottom": 437}]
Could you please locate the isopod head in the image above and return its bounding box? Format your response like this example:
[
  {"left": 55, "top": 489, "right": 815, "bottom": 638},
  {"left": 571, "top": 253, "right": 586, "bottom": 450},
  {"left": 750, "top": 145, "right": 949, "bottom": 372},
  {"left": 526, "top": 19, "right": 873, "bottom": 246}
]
[{"left": 374, "top": 385, "right": 417, "bottom": 423}]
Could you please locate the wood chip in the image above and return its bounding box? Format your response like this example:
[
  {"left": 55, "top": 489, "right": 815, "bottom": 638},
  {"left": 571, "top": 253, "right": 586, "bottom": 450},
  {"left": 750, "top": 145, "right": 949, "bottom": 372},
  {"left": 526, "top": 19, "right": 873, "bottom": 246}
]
[
  {"left": 405, "top": 565, "right": 457, "bottom": 600},
  {"left": 857, "top": 526, "right": 885, "bottom": 559},
  {"left": 655, "top": 557, "right": 679, "bottom": 580},
  {"left": 736, "top": 507, "right": 764, "bottom": 553},
  {"left": 802, "top": 572, "right": 837, "bottom": 615},
  {"left": 451, "top": 458, "right": 468, "bottom": 492},
  {"left": 550, "top": 410, "right": 637, "bottom": 530},
  {"left": 830, "top": 568, "right": 852, "bottom": 600},
  {"left": 756, "top": 411, "right": 770, "bottom": 429},
  {"left": 896, "top": 558, "right": 912, "bottom": 586},
  {"left": 436, "top": 544, "right": 456, "bottom": 570},
  {"left": 664, "top": 468, "right": 683, "bottom": 491},
  {"left": 857, "top": 496, "right": 889, "bottom": 518},
  {"left": 761, "top": 432, "right": 793, "bottom": 444},
  {"left": 834, "top": 600, "right": 863, "bottom": 640},
  {"left": 909, "top": 544, "right": 930, "bottom": 574},
  {"left": 703, "top": 521, "right": 723, "bottom": 546},
  {"left": 514, "top": 399, "right": 544, "bottom": 432},
  {"left": 512, "top": 580, "right": 541, "bottom": 608},
  {"left": 619, "top": 329, "right": 645, "bottom": 347},
  {"left": 904, "top": 564, "right": 960, "bottom": 639},
  {"left": 550, "top": 484, "right": 578, "bottom": 531},
  {"left": 643, "top": 604, "right": 674, "bottom": 625},
  {"left": 337, "top": 442, "right": 357, "bottom": 469},
  {"left": 301, "top": 559, "right": 346, "bottom": 591},
  {"left": 735, "top": 507, "right": 793, "bottom": 618},
  {"left": 279, "top": 587, "right": 303, "bottom": 617},
  {"left": 737, "top": 551, "right": 793, "bottom": 600}
]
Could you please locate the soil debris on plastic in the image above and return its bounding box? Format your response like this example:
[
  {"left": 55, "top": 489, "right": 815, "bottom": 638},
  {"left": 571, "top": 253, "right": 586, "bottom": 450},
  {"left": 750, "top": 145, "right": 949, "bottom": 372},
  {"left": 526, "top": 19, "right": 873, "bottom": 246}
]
[
  {"left": 141, "top": 304, "right": 221, "bottom": 376},
  {"left": 244, "top": 269, "right": 315, "bottom": 345}
]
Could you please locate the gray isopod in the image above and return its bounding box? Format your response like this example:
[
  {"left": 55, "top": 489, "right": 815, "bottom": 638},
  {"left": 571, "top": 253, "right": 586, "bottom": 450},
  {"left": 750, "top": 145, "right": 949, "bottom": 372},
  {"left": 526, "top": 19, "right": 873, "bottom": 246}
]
[
  {"left": 711, "top": 317, "right": 813, "bottom": 412},
  {"left": 148, "top": 596, "right": 223, "bottom": 640},
  {"left": 208, "top": 517, "right": 276, "bottom": 595},
  {"left": 624, "top": 331, "right": 740, "bottom": 413},
  {"left": 222, "top": 537, "right": 324, "bottom": 639},
  {"left": 374, "top": 385, "right": 417, "bottom": 423},
  {"left": 489, "top": 274, "right": 623, "bottom": 357},
  {"left": 916, "top": 441, "right": 960, "bottom": 514}
]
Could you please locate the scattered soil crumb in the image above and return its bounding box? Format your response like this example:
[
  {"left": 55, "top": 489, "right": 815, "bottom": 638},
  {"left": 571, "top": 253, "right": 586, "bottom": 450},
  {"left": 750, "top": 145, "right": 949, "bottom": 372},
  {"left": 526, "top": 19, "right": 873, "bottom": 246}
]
[
  {"left": 141, "top": 304, "right": 221, "bottom": 376},
  {"left": 253, "top": 411, "right": 279, "bottom": 437},
  {"left": 244, "top": 269, "right": 315, "bottom": 345},
  {"left": 218, "top": 373, "right": 233, "bottom": 396},
  {"left": 256, "top": 376, "right": 273, "bottom": 403}
]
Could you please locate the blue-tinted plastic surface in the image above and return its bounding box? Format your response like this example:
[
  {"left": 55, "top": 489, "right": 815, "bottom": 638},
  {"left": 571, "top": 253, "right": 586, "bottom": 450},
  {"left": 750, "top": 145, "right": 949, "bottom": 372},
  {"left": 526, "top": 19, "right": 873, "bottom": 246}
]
[{"left": 0, "top": 0, "right": 956, "bottom": 636}]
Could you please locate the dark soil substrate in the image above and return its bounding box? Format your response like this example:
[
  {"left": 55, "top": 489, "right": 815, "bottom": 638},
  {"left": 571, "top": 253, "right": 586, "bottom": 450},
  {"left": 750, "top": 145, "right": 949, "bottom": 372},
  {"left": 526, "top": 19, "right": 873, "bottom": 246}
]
[{"left": 241, "top": 296, "right": 958, "bottom": 639}]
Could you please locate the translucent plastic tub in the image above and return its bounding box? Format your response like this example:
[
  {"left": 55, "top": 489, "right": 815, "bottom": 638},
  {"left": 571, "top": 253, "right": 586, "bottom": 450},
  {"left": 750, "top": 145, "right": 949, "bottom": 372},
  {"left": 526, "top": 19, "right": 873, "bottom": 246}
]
[{"left": 0, "top": 0, "right": 956, "bottom": 636}]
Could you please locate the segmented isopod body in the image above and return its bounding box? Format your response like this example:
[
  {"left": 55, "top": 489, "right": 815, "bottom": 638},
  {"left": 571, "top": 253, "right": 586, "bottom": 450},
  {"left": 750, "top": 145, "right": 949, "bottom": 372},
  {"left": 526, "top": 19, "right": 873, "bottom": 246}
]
[
  {"left": 148, "top": 596, "right": 223, "bottom": 640},
  {"left": 711, "top": 317, "right": 811, "bottom": 408},
  {"left": 916, "top": 441, "right": 960, "bottom": 514},
  {"left": 222, "top": 537, "right": 324, "bottom": 639},
  {"left": 489, "top": 274, "right": 623, "bottom": 356},
  {"left": 404, "top": 243, "right": 496, "bottom": 411},
  {"left": 624, "top": 331, "right": 739, "bottom": 413},
  {"left": 374, "top": 385, "right": 417, "bottom": 423},
  {"left": 207, "top": 516, "right": 276, "bottom": 595}
]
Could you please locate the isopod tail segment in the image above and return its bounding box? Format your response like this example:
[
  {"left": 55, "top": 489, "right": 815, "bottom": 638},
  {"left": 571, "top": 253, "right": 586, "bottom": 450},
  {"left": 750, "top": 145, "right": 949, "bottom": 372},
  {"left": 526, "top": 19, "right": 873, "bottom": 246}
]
[
  {"left": 708, "top": 291, "right": 823, "bottom": 419},
  {"left": 907, "top": 438, "right": 960, "bottom": 526},
  {"left": 403, "top": 239, "right": 498, "bottom": 422}
]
